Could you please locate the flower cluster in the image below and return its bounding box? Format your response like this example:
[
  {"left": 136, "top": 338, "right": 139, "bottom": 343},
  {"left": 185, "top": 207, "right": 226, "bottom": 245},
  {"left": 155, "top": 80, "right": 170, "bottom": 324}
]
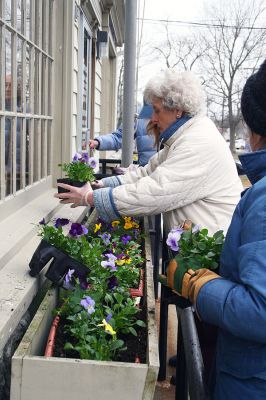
[
  {"left": 166, "top": 222, "right": 224, "bottom": 271},
  {"left": 59, "top": 152, "right": 97, "bottom": 182},
  {"left": 38, "top": 215, "right": 145, "bottom": 361}
]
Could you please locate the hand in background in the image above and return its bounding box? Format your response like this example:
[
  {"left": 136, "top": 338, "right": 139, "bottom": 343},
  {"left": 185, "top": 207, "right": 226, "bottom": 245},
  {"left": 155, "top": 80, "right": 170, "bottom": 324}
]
[
  {"left": 89, "top": 139, "right": 99, "bottom": 149},
  {"left": 91, "top": 180, "right": 104, "bottom": 190}
]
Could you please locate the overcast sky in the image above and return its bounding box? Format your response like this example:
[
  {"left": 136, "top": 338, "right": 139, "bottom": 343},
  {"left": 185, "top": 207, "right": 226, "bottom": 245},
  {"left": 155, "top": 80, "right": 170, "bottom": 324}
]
[
  {"left": 135, "top": 0, "right": 266, "bottom": 99},
  {"left": 136, "top": 0, "right": 207, "bottom": 98}
]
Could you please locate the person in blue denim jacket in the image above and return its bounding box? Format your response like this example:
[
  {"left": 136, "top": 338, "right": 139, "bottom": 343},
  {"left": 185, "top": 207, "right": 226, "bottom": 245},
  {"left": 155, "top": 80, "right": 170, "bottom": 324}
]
[
  {"left": 89, "top": 102, "right": 156, "bottom": 167},
  {"left": 165, "top": 59, "right": 266, "bottom": 399}
]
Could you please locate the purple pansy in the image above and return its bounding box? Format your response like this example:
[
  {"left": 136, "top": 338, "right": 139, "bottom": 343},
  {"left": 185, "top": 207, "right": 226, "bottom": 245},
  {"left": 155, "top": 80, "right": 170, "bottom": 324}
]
[
  {"left": 80, "top": 296, "right": 95, "bottom": 315},
  {"left": 116, "top": 253, "right": 126, "bottom": 259},
  {"left": 104, "top": 253, "right": 117, "bottom": 261},
  {"left": 39, "top": 218, "right": 46, "bottom": 225},
  {"left": 166, "top": 228, "right": 183, "bottom": 252},
  {"left": 72, "top": 153, "right": 80, "bottom": 162},
  {"left": 64, "top": 268, "right": 75, "bottom": 289},
  {"left": 88, "top": 157, "right": 97, "bottom": 169},
  {"left": 69, "top": 223, "right": 88, "bottom": 237},
  {"left": 107, "top": 276, "right": 118, "bottom": 290},
  {"left": 121, "top": 234, "right": 131, "bottom": 245},
  {"left": 101, "top": 233, "right": 111, "bottom": 246},
  {"left": 101, "top": 259, "right": 117, "bottom": 271},
  {"left": 54, "top": 218, "right": 70, "bottom": 228},
  {"left": 82, "top": 152, "right": 89, "bottom": 163},
  {"left": 106, "top": 313, "right": 112, "bottom": 322},
  {"left": 192, "top": 224, "right": 201, "bottom": 234}
]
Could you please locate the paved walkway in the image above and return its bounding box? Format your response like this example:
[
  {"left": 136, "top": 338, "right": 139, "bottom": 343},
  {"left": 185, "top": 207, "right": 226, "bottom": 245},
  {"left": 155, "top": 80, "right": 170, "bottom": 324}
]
[{"left": 153, "top": 302, "right": 177, "bottom": 399}]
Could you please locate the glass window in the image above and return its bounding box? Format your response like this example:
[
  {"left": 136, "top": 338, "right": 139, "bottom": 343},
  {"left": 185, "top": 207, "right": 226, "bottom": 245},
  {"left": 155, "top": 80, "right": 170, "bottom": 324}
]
[
  {"left": 5, "top": 117, "right": 12, "bottom": 196},
  {"left": 1, "top": 0, "right": 54, "bottom": 200},
  {"left": 4, "top": 0, "right": 11, "bottom": 24},
  {"left": 26, "top": 0, "right": 31, "bottom": 39},
  {"left": 5, "top": 30, "right": 12, "bottom": 111},
  {"left": 17, "top": 0, "right": 22, "bottom": 32},
  {"left": 16, "top": 117, "right": 22, "bottom": 190},
  {"left": 17, "top": 38, "right": 22, "bottom": 112}
]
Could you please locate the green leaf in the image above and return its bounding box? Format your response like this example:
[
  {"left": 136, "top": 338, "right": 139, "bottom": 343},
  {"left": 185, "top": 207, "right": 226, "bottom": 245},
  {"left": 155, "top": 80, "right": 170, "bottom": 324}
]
[{"left": 128, "top": 327, "right": 137, "bottom": 336}]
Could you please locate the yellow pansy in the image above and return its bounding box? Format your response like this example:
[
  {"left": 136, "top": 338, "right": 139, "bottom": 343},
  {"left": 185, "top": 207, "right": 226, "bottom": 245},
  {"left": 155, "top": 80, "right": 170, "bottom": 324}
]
[
  {"left": 125, "top": 258, "right": 132, "bottom": 264},
  {"left": 132, "top": 222, "right": 139, "bottom": 228},
  {"left": 94, "top": 223, "right": 102, "bottom": 233},
  {"left": 116, "top": 259, "right": 125, "bottom": 266},
  {"left": 123, "top": 217, "right": 132, "bottom": 222},
  {"left": 112, "top": 220, "right": 120, "bottom": 227},
  {"left": 124, "top": 222, "right": 133, "bottom": 229},
  {"left": 98, "top": 319, "right": 116, "bottom": 335}
]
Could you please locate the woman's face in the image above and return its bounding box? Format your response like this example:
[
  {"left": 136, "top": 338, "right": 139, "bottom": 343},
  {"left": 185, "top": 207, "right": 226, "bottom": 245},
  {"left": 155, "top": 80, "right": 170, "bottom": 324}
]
[{"left": 151, "top": 98, "right": 180, "bottom": 133}]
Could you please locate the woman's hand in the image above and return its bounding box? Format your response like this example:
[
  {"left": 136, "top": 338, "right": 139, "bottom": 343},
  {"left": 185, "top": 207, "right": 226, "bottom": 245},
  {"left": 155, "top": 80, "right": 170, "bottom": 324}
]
[
  {"left": 91, "top": 180, "right": 104, "bottom": 190},
  {"left": 88, "top": 139, "right": 99, "bottom": 149},
  {"left": 55, "top": 182, "right": 94, "bottom": 208}
]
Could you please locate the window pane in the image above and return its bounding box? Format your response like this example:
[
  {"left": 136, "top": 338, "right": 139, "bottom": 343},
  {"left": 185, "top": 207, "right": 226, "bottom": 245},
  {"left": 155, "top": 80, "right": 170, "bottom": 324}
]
[
  {"left": 5, "top": 30, "right": 12, "bottom": 111},
  {"left": 34, "top": 51, "right": 40, "bottom": 114},
  {"left": 41, "top": 56, "right": 47, "bottom": 115},
  {"left": 26, "top": 0, "right": 31, "bottom": 39},
  {"left": 48, "top": 59, "right": 52, "bottom": 116},
  {"left": 4, "top": 0, "right": 11, "bottom": 24},
  {"left": 26, "top": 44, "right": 30, "bottom": 112},
  {"left": 16, "top": 117, "right": 22, "bottom": 190},
  {"left": 41, "top": 119, "right": 46, "bottom": 178},
  {"left": 5, "top": 117, "right": 12, "bottom": 196},
  {"left": 47, "top": 120, "right": 51, "bottom": 175},
  {"left": 17, "top": 0, "right": 22, "bottom": 32},
  {"left": 17, "top": 38, "right": 22, "bottom": 112},
  {"left": 26, "top": 118, "right": 30, "bottom": 186}
]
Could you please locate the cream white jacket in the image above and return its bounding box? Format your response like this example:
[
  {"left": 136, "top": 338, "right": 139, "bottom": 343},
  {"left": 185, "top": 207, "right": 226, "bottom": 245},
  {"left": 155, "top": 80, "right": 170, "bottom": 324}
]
[{"left": 94, "top": 116, "right": 243, "bottom": 235}]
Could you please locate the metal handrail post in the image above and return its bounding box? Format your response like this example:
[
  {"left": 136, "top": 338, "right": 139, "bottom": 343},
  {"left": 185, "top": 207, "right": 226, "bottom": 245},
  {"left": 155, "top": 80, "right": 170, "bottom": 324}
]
[{"left": 178, "top": 306, "right": 209, "bottom": 400}]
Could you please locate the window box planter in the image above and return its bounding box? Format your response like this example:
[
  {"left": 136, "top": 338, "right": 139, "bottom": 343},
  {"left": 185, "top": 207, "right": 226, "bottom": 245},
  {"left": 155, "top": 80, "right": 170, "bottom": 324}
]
[{"left": 11, "top": 217, "right": 159, "bottom": 400}]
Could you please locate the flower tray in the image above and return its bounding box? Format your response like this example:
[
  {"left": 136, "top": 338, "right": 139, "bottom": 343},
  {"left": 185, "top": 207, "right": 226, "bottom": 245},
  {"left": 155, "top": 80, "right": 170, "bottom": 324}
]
[
  {"left": 29, "top": 239, "right": 89, "bottom": 285},
  {"left": 57, "top": 178, "right": 86, "bottom": 194}
]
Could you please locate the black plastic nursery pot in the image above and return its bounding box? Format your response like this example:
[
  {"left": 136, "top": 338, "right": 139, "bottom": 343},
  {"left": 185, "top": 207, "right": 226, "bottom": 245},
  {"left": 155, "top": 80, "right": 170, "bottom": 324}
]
[
  {"left": 29, "top": 239, "right": 90, "bottom": 285},
  {"left": 57, "top": 178, "right": 87, "bottom": 194}
]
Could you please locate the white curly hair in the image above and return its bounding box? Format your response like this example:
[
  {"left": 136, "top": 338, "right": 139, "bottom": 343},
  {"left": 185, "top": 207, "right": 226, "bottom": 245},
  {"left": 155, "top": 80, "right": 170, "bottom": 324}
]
[{"left": 143, "top": 69, "right": 206, "bottom": 116}]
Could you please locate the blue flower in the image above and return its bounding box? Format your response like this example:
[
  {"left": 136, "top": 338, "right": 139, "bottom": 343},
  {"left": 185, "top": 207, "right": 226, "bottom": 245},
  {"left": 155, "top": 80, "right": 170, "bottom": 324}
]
[
  {"left": 69, "top": 223, "right": 88, "bottom": 237},
  {"left": 72, "top": 153, "right": 81, "bottom": 162},
  {"left": 106, "top": 313, "right": 112, "bottom": 322},
  {"left": 166, "top": 228, "right": 183, "bottom": 252},
  {"left": 80, "top": 296, "right": 95, "bottom": 315},
  {"left": 121, "top": 234, "right": 131, "bottom": 245},
  {"left": 54, "top": 218, "right": 70, "bottom": 228},
  {"left": 100, "top": 233, "right": 111, "bottom": 245},
  {"left": 82, "top": 152, "right": 89, "bottom": 163},
  {"left": 88, "top": 157, "right": 97, "bottom": 169},
  {"left": 107, "top": 276, "right": 118, "bottom": 290},
  {"left": 39, "top": 218, "right": 46, "bottom": 225},
  {"left": 101, "top": 259, "right": 117, "bottom": 271},
  {"left": 64, "top": 268, "right": 75, "bottom": 289}
]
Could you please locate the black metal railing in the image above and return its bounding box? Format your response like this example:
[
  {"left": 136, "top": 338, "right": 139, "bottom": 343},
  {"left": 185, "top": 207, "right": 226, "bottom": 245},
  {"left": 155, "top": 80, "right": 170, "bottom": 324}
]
[{"left": 158, "top": 233, "right": 210, "bottom": 400}]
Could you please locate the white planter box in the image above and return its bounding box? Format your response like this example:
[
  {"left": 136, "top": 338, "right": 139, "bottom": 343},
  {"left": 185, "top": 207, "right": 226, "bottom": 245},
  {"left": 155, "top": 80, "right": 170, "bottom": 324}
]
[{"left": 10, "top": 217, "right": 159, "bottom": 400}]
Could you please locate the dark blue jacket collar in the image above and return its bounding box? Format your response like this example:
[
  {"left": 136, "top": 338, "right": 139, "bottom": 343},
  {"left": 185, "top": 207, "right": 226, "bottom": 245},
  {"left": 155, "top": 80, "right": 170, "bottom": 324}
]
[
  {"left": 159, "top": 115, "right": 191, "bottom": 145},
  {"left": 239, "top": 149, "right": 266, "bottom": 184}
]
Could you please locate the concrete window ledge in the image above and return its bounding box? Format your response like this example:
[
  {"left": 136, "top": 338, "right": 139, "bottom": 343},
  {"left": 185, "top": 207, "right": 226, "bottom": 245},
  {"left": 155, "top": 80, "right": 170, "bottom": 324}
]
[{"left": 0, "top": 188, "right": 88, "bottom": 354}]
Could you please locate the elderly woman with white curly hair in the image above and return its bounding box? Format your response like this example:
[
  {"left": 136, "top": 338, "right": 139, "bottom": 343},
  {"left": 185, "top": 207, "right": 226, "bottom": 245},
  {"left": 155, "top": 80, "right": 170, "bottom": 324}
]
[{"left": 55, "top": 69, "right": 242, "bottom": 236}]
